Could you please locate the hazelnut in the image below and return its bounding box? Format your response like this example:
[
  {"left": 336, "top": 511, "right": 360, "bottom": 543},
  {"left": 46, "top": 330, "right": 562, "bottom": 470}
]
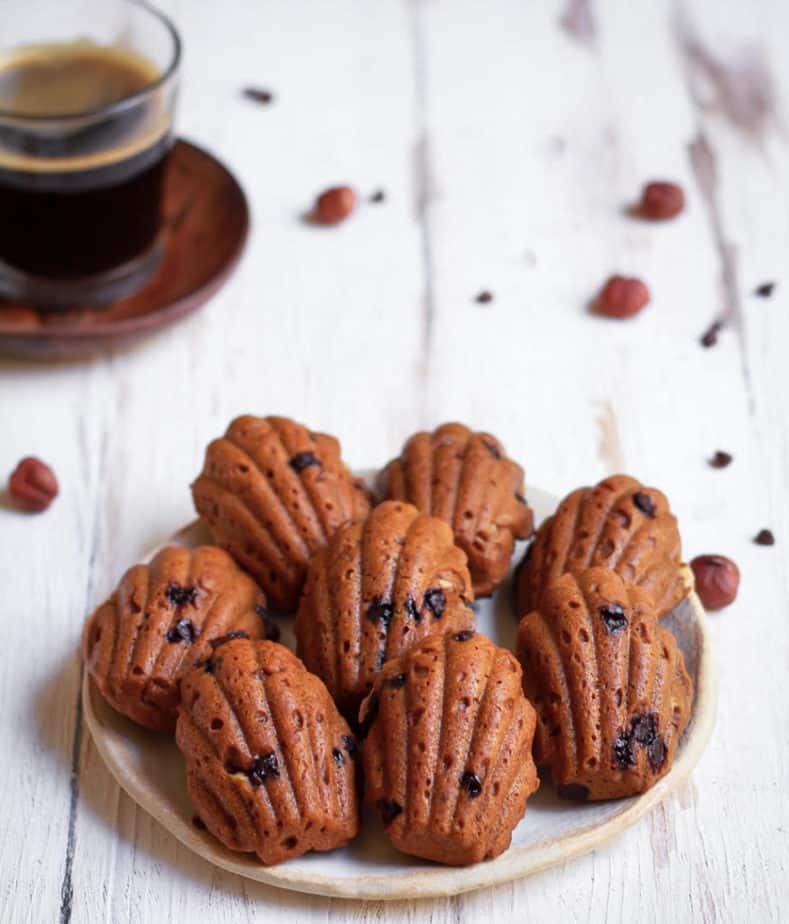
[
  {"left": 594, "top": 275, "right": 650, "bottom": 318},
  {"left": 312, "top": 186, "right": 356, "bottom": 225},
  {"left": 8, "top": 456, "right": 59, "bottom": 512},
  {"left": 638, "top": 181, "right": 685, "bottom": 220},
  {"left": 690, "top": 555, "right": 740, "bottom": 610}
]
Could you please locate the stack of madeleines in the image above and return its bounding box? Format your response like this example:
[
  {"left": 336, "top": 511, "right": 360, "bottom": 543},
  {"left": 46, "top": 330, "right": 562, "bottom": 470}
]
[{"left": 82, "top": 415, "right": 695, "bottom": 867}]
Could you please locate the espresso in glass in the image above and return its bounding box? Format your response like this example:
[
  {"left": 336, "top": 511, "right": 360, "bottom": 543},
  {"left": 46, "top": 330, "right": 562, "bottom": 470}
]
[{"left": 0, "top": 1, "right": 180, "bottom": 308}]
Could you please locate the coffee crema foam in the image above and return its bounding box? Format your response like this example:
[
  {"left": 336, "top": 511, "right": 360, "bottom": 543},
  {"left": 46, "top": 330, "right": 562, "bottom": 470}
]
[{"left": 0, "top": 40, "right": 172, "bottom": 173}]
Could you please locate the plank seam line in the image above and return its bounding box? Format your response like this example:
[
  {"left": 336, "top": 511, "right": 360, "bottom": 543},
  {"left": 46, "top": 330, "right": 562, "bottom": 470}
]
[
  {"left": 674, "top": 7, "right": 757, "bottom": 418},
  {"left": 59, "top": 662, "right": 85, "bottom": 924},
  {"left": 409, "top": 0, "right": 436, "bottom": 387}
]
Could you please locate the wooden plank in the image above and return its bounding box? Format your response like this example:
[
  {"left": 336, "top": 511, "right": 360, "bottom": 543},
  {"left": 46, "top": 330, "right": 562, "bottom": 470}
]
[
  {"left": 59, "top": 1, "right": 426, "bottom": 922},
  {"left": 408, "top": 0, "right": 788, "bottom": 921}
]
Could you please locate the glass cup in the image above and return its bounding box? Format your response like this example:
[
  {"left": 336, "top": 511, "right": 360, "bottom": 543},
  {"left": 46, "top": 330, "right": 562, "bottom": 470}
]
[{"left": 0, "top": 0, "right": 180, "bottom": 308}]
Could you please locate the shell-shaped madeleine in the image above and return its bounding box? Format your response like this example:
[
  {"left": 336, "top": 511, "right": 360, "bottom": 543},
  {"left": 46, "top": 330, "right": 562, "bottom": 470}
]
[
  {"left": 381, "top": 423, "right": 534, "bottom": 597},
  {"left": 359, "top": 630, "right": 539, "bottom": 866},
  {"left": 295, "top": 500, "right": 475, "bottom": 722},
  {"left": 191, "top": 415, "right": 370, "bottom": 611},
  {"left": 82, "top": 545, "right": 271, "bottom": 732},
  {"left": 516, "top": 568, "right": 693, "bottom": 801},
  {"left": 517, "top": 474, "right": 690, "bottom": 619},
  {"left": 175, "top": 639, "right": 360, "bottom": 865}
]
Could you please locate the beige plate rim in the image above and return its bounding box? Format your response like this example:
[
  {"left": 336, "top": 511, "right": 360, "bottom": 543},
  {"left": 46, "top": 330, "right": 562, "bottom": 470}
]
[{"left": 82, "top": 495, "right": 718, "bottom": 901}]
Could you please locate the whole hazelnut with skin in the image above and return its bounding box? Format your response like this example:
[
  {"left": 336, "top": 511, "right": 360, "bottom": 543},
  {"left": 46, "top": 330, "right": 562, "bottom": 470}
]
[
  {"left": 638, "top": 181, "right": 685, "bottom": 220},
  {"left": 312, "top": 186, "right": 356, "bottom": 225},
  {"left": 593, "top": 275, "right": 650, "bottom": 319},
  {"left": 8, "top": 456, "right": 59, "bottom": 512},
  {"left": 690, "top": 555, "right": 740, "bottom": 610}
]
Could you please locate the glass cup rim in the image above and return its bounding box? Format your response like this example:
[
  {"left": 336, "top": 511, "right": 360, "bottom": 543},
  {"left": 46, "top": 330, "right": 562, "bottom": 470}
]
[{"left": 0, "top": 0, "right": 182, "bottom": 123}]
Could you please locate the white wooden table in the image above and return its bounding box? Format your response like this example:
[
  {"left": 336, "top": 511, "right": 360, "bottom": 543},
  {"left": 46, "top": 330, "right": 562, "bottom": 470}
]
[{"left": 2, "top": 1, "right": 787, "bottom": 921}]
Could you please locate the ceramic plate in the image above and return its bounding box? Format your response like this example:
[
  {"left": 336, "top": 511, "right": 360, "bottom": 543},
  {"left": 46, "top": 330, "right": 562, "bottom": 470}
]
[{"left": 82, "top": 486, "right": 717, "bottom": 900}]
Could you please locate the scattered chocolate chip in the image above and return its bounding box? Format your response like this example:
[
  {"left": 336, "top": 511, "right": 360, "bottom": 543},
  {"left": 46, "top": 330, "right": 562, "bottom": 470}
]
[
  {"left": 341, "top": 734, "right": 358, "bottom": 756},
  {"left": 453, "top": 630, "right": 475, "bottom": 642},
  {"left": 366, "top": 597, "right": 394, "bottom": 626},
  {"left": 247, "top": 752, "right": 279, "bottom": 786},
  {"left": 165, "top": 582, "right": 198, "bottom": 609},
  {"left": 557, "top": 783, "right": 590, "bottom": 801},
  {"left": 460, "top": 771, "right": 482, "bottom": 798},
  {"left": 754, "top": 529, "right": 775, "bottom": 546},
  {"left": 192, "top": 815, "right": 207, "bottom": 830},
  {"left": 242, "top": 87, "right": 274, "bottom": 104},
  {"left": 358, "top": 693, "right": 379, "bottom": 739},
  {"left": 633, "top": 491, "right": 656, "bottom": 518},
  {"left": 599, "top": 603, "right": 627, "bottom": 634},
  {"left": 483, "top": 439, "right": 502, "bottom": 459},
  {"left": 647, "top": 735, "right": 667, "bottom": 771},
  {"left": 370, "top": 189, "right": 386, "bottom": 203},
  {"left": 515, "top": 492, "right": 528, "bottom": 505},
  {"left": 386, "top": 673, "right": 407, "bottom": 689},
  {"left": 475, "top": 290, "right": 493, "bottom": 304},
  {"left": 709, "top": 450, "right": 733, "bottom": 469},
  {"left": 255, "top": 604, "right": 280, "bottom": 642},
  {"left": 209, "top": 630, "right": 249, "bottom": 650},
  {"left": 165, "top": 618, "right": 197, "bottom": 643},
  {"left": 201, "top": 658, "right": 216, "bottom": 674},
  {"left": 377, "top": 799, "right": 403, "bottom": 826},
  {"left": 754, "top": 282, "right": 775, "bottom": 298},
  {"left": 423, "top": 588, "right": 446, "bottom": 619},
  {"left": 612, "top": 732, "right": 635, "bottom": 769},
  {"left": 404, "top": 595, "right": 421, "bottom": 623},
  {"left": 700, "top": 321, "right": 722, "bottom": 347},
  {"left": 332, "top": 747, "right": 345, "bottom": 766},
  {"left": 289, "top": 451, "right": 321, "bottom": 473},
  {"left": 630, "top": 712, "right": 658, "bottom": 746}
]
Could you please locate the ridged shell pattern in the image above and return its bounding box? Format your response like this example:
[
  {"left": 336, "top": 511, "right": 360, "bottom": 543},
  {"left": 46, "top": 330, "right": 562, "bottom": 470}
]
[
  {"left": 295, "top": 500, "right": 475, "bottom": 722},
  {"left": 175, "top": 639, "right": 360, "bottom": 865},
  {"left": 381, "top": 422, "right": 534, "bottom": 597},
  {"left": 517, "top": 474, "right": 690, "bottom": 619},
  {"left": 83, "top": 545, "right": 269, "bottom": 732},
  {"left": 192, "top": 415, "right": 370, "bottom": 611},
  {"left": 516, "top": 568, "right": 693, "bottom": 800},
  {"left": 360, "top": 630, "right": 539, "bottom": 866}
]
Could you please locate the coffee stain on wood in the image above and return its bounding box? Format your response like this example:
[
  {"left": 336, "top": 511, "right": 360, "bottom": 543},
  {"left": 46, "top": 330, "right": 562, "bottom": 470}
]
[
  {"left": 560, "top": 0, "right": 596, "bottom": 45},
  {"left": 595, "top": 400, "right": 625, "bottom": 473},
  {"left": 676, "top": 17, "right": 776, "bottom": 143}
]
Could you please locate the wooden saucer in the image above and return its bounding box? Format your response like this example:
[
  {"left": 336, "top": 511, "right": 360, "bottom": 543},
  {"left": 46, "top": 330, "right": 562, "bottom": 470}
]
[{"left": 0, "top": 139, "right": 249, "bottom": 359}]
